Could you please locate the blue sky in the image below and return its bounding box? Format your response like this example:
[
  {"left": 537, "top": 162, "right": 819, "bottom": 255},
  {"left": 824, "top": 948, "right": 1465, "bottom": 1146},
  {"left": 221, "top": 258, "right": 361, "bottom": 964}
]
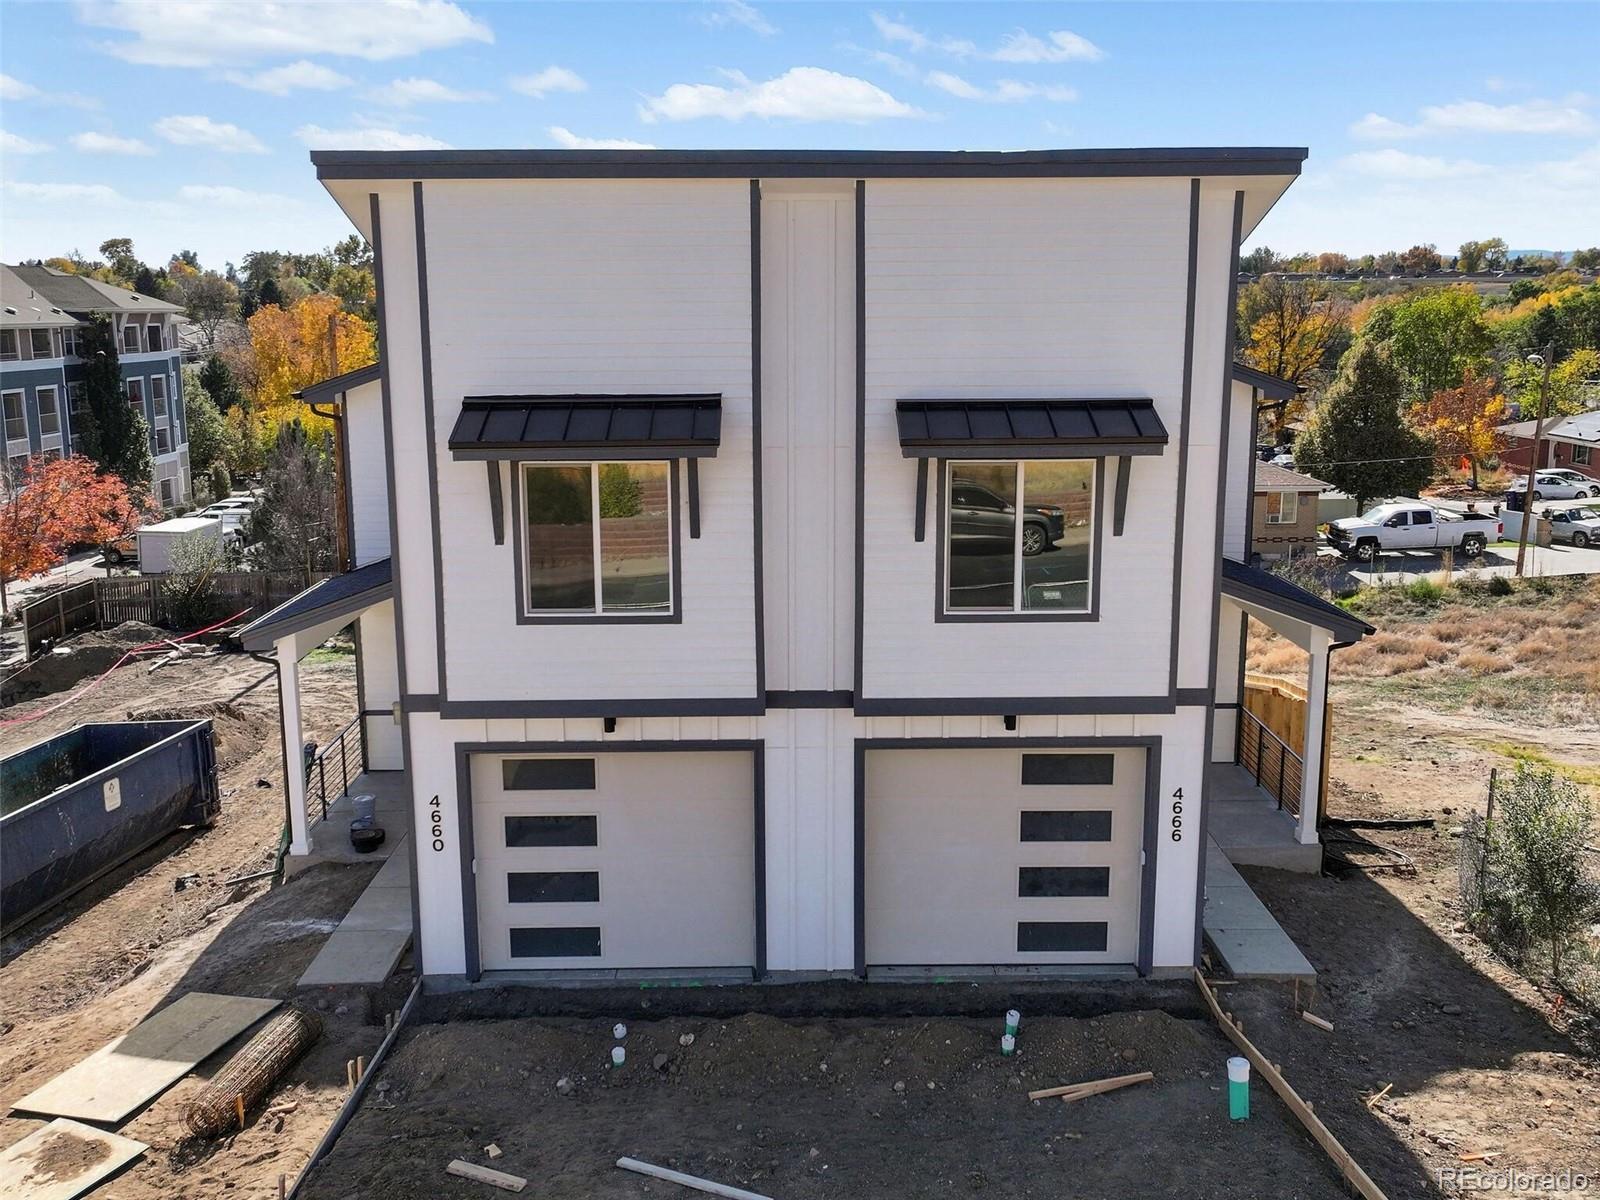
[{"left": 2, "top": 1, "right": 1596, "bottom": 270}]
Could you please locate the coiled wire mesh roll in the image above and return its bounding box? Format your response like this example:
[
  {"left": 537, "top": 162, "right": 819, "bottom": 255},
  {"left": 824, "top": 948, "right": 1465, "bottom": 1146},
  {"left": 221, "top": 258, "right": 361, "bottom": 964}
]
[{"left": 184, "top": 1004, "right": 323, "bottom": 1138}]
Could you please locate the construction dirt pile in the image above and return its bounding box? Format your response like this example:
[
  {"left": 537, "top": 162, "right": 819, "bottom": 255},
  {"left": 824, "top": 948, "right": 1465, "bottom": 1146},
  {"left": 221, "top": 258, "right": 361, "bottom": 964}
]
[
  {"left": 2, "top": 621, "right": 171, "bottom": 704},
  {"left": 300, "top": 1009, "right": 1349, "bottom": 1199}
]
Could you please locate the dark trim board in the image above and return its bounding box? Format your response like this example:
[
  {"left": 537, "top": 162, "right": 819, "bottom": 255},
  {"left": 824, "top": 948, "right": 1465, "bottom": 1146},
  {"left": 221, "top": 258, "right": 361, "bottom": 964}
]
[
  {"left": 853, "top": 736, "right": 1164, "bottom": 978},
  {"left": 370, "top": 189, "right": 426, "bottom": 971},
  {"left": 750, "top": 178, "right": 766, "bottom": 706},
  {"left": 765, "top": 690, "right": 853, "bottom": 709},
  {"left": 851, "top": 178, "right": 866, "bottom": 705},
  {"left": 854, "top": 694, "right": 1178, "bottom": 717},
  {"left": 313, "top": 146, "right": 1309, "bottom": 181},
  {"left": 1167, "top": 178, "right": 1201, "bottom": 706},
  {"left": 416, "top": 182, "right": 449, "bottom": 707},
  {"left": 452, "top": 740, "right": 766, "bottom": 982}
]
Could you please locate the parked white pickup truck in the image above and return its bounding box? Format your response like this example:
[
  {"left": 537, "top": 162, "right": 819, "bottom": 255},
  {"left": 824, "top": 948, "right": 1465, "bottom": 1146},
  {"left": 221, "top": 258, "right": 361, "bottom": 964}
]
[{"left": 1324, "top": 501, "right": 1502, "bottom": 562}]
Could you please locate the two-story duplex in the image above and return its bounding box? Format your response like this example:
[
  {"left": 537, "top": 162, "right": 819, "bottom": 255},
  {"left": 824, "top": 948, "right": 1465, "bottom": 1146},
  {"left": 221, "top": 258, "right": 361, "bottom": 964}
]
[
  {"left": 2, "top": 264, "right": 190, "bottom": 506},
  {"left": 242, "top": 148, "right": 1371, "bottom": 988}
]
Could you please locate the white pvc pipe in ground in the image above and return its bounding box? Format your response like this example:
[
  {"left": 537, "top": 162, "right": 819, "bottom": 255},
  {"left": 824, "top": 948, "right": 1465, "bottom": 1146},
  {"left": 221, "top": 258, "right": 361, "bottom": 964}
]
[{"left": 616, "top": 1157, "right": 774, "bottom": 1200}]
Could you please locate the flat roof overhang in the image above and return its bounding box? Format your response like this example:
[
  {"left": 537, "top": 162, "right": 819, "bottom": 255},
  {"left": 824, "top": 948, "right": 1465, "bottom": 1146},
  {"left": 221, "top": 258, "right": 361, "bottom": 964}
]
[
  {"left": 238, "top": 558, "right": 392, "bottom": 653},
  {"left": 1221, "top": 557, "right": 1374, "bottom": 645}
]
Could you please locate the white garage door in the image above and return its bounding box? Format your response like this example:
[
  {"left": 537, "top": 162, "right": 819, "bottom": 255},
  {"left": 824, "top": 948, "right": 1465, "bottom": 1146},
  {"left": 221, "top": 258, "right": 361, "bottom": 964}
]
[
  {"left": 473, "top": 751, "right": 756, "bottom": 972},
  {"left": 865, "top": 747, "right": 1147, "bottom": 967}
]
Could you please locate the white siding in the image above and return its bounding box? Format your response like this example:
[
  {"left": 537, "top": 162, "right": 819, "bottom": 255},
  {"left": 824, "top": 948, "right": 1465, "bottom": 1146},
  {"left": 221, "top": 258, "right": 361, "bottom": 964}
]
[
  {"left": 420, "top": 179, "right": 757, "bottom": 702},
  {"left": 860, "top": 178, "right": 1192, "bottom": 701},
  {"left": 1223, "top": 379, "right": 1255, "bottom": 563},
  {"left": 344, "top": 379, "right": 391, "bottom": 567},
  {"left": 760, "top": 186, "right": 856, "bottom": 693}
]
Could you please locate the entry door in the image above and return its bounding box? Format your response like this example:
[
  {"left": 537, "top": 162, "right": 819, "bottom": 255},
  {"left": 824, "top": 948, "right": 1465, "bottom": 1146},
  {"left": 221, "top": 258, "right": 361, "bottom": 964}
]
[
  {"left": 473, "top": 751, "right": 756, "bottom": 972},
  {"left": 865, "top": 747, "right": 1147, "bottom": 967}
]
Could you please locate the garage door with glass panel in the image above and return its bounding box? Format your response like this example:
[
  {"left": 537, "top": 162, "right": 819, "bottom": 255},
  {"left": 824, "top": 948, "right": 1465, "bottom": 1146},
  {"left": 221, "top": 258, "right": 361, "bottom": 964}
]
[
  {"left": 864, "top": 747, "right": 1146, "bottom": 967},
  {"left": 473, "top": 751, "right": 756, "bottom": 972}
]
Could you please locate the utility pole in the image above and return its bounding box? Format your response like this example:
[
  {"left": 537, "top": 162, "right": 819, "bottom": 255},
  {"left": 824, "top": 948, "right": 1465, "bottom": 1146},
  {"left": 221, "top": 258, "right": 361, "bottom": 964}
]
[{"left": 1514, "top": 342, "right": 1555, "bottom": 578}]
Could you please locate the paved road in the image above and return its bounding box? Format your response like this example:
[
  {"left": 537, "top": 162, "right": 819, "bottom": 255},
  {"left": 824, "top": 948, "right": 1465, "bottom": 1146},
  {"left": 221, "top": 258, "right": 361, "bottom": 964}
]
[{"left": 1341, "top": 540, "right": 1600, "bottom": 585}]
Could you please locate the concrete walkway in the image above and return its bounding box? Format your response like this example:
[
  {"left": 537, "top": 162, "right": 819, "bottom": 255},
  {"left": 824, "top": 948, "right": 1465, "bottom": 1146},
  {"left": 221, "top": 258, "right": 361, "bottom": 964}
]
[
  {"left": 298, "top": 833, "right": 413, "bottom": 987},
  {"left": 1201, "top": 836, "right": 1316, "bottom": 982}
]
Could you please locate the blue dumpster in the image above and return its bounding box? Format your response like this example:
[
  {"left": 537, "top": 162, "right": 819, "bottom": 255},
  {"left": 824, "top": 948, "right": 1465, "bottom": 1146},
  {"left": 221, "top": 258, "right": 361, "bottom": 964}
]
[{"left": 2, "top": 720, "right": 220, "bottom": 931}]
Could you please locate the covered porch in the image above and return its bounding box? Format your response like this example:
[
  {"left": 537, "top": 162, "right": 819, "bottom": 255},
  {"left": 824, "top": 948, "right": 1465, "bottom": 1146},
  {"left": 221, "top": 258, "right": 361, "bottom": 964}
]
[
  {"left": 237, "top": 558, "right": 409, "bottom": 863},
  {"left": 1210, "top": 557, "right": 1375, "bottom": 872}
]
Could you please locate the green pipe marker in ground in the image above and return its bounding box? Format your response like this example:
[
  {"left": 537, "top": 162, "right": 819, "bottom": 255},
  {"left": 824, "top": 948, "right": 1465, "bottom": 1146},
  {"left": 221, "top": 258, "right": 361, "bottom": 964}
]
[{"left": 1227, "top": 1055, "right": 1250, "bottom": 1119}]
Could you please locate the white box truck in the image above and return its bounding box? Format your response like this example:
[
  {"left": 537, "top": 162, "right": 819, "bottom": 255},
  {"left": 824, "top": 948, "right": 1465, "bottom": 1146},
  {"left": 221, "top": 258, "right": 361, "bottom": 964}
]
[{"left": 135, "top": 516, "right": 222, "bottom": 574}]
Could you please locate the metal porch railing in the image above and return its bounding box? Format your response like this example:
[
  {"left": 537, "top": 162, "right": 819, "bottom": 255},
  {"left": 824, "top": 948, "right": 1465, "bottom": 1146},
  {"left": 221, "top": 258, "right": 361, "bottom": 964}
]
[
  {"left": 303, "top": 710, "right": 384, "bottom": 829},
  {"left": 1237, "top": 708, "right": 1304, "bottom": 817}
]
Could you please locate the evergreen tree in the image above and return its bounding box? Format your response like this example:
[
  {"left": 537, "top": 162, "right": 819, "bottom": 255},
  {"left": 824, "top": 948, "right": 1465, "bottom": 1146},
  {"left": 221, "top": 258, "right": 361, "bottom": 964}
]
[
  {"left": 74, "top": 315, "right": 153, "bottom": 488},
  {"left": 1293, "top": 341, "right": 1435, "bottom": 510},
  {"left": 198, "top": 354, "right": 244, "bottom": 411},
  {"left": 258, "top": 276, "right": 284, "bottom": 309}
]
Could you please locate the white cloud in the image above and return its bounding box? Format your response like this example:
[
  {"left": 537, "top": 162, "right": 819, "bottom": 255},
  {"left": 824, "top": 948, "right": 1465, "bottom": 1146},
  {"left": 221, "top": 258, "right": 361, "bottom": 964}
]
[
  {"left": 1348, "top": 112, "right": 1418, "bottom": 141},
  {"left": 548, "top": 126, "right": 655, "bottom": 150},
  {"left": 696, "top": 0, "right": 776, "bottom": 36},
  {"left": 369, "top": 77, "right": 490, "bottom": 106},
  {"left": 990, "top": 29, "right": 1106, "bottom": 64},
  {"left": 78, "top": 0, "right": 493, "bottom": 68},
  {"left": 1, "top": 73, "right": 39, "bottom": 101},
  {"left": 870, "top": 14, "right": 1103, "bottom": 63},
  {"left": 1352, "top": 97, "right": 1594, "bottom": 141},
  {"left": 154, "top": 114, "right": 268, "bottom": 153},
  {"left": 2, "top": 180, "right": 122, "bottom": 203},
  {"left": 177, "top": 184, "right": 298, "bottom": 207},
  {"left": 294, "top": 124, "right": 452, "bottom": 150},
  {"left": 71, "top": 130, "right": 155, "bottom": 154},
  {"left": 640, "top": 66, "right": 924, "bottom": 124},
  {"left": 1340, "top": 149, "right": 1491, "bottom": 180},
  {"left": 870, "top": 12, "right": 976, "bottom": 57},
  {"left": 508, "top": 66, "right": 587, "bottom": 99},
  {"left": 225, "top": 60, "right": 353, "bottom": 95},
  {"left": 926, "top": 72, "right": 1075, "bottom": 103},
  {"left": 1, "top": 130, "right": 52, "bottom": 154}
]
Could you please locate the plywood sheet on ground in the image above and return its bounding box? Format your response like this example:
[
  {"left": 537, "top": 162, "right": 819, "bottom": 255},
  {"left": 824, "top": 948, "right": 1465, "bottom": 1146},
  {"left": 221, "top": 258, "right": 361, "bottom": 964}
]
[
  {"left": 11, "top": 993, "right": 280, "bottom": 1124},
  {"left": 0, "top": 1118, "right": 146, "bottom": 1200}
]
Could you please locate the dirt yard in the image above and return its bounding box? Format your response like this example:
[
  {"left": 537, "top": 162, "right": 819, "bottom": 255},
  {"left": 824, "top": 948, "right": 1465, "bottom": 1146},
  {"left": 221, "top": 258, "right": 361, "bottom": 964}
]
[{"left": 0, "top": 629, "right": 408, "bottom": 1199}]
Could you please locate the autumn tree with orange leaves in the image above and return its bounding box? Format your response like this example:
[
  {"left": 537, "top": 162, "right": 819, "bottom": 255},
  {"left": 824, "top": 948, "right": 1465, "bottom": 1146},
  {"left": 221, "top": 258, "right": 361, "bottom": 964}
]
[
  {"left": 0, "top": 455, "right": 157, "bottom": 616},
  {"left": 1412, "top": 370, "right": 1507, "bottom": 491},
  {"left": 246, "top": 293, "right": 376, "bottom": 435}
]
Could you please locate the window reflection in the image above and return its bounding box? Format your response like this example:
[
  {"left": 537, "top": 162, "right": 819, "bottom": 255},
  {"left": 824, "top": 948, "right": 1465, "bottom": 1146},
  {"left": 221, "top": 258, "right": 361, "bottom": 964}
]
[
  {"left": 524, "top": 464, "right": 595, "bottom": 612},
  {"left": 946, "top": 462, "right": 1016, "bottom": 610},
  {"left": 1021, "top": 460, "right": 1093, "bottom": 611},
  {"left": 598, "top": 462, "right": 671, "bottom": 613},
  {"left": 945, "top": 460, "right": 1094, "bottom": 614}
]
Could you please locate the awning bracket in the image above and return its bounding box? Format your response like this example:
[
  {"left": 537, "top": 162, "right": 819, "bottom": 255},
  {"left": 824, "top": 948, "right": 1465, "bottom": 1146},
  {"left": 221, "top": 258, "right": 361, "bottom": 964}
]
[
  {"left": 487, "top": 461, "right": 505, "bottom": 546},
  {"left": 1112, "top": 455, "right": 1131, "bottom": 536},
  {"left": 913, "top": 457, "right": 929, "bottom": 542},
  {"left": 686, "top": 458, "right": 702, "bottom": 539}
]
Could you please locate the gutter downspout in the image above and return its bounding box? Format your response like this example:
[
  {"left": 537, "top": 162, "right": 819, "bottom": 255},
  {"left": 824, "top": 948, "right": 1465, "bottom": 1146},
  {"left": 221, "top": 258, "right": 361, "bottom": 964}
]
[{"left": 248, "top": 648, "right": 295, "bottom": 882}]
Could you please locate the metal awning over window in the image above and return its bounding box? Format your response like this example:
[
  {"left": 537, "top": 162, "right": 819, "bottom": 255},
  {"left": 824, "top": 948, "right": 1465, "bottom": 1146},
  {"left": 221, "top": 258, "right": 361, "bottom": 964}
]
[
  {"left": 894, "top": 398, "right": 1168, "bottom": 460},
  {"left": 447, "top": 395, "right": 722, "bottom": 461}
]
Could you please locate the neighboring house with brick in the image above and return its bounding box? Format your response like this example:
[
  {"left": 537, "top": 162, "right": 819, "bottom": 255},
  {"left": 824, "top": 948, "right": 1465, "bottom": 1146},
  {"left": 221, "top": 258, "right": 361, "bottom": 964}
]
[
  {"left": 1251, "top": 462, "right": 1330, "bottom": 560},
  {"left": 1499, "top": 412, "right": 1600, "bottom": 485},
  {"left": 240, "top": 146, "right": 1372, "bottom": 988},
  {"left": 2, "top": 264, "right": 190, "bottom": 507}
]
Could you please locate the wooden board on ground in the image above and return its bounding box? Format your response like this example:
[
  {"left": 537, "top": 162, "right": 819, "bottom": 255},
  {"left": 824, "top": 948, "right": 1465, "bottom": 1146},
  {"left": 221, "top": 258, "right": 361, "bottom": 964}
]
[
  {"left": 0, "top": 1119, "right": 147, "bottom": 1200},
  {"left": 11, "top": 993, "right": 280, "bottom": 1125}
]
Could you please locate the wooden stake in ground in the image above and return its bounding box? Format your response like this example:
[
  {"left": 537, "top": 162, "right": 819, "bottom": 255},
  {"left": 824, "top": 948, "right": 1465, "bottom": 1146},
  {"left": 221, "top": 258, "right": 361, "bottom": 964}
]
[
  {"left": 1301, "top": 1011, "right": 1334, "bottom": 1033},
  {"left": 445, "top": 1159, "right": 526, "bottom": 1192},
  {"left": 1195, "top": 971, "right": 1389, "bottom": 1200},
  {"left": 1027, "top": 1072, "right": 1153, "bottom": 1102},
  {"left": 616, "top": 1156, "right": 774, "bottom": 1200}
]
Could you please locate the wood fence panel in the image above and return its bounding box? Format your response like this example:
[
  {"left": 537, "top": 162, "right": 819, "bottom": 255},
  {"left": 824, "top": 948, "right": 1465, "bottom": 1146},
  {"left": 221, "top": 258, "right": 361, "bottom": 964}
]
[
  {"left": 19, "top": 580, "right": 100, "bottom": 657},
  {"left": 1242, "top": 671, "right": 1331, "bottom": 811}
]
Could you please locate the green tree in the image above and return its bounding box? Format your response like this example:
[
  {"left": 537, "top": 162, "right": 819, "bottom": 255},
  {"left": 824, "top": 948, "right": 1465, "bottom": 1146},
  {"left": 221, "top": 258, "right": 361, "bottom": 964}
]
[
  {"left": 1482, "top": 766, "right": 1600, "bottom": 978},
  {"left": 1293, "top": 341, "right": 1435, "bottom": 509},
  {"left": 198, "top": 354, "right": 244, "bottom": 412},
  {"left": 244, "top": 422, "right": 337, "bottom": 583},
  {"left": 1457, "top": 240, "right": 1486, "bottom": 273},
  {"left": 1569, "top": 247, "right": 1600, "bottom": 271},
  {"left": 181, "top": 371, "right": 241, "bottom": 485},
  {"left": 1386, "top": 288, "right": 1492, "bottom": 400},
  {"left": 73, "top": 315, "right": 152, "bottom": 486}
]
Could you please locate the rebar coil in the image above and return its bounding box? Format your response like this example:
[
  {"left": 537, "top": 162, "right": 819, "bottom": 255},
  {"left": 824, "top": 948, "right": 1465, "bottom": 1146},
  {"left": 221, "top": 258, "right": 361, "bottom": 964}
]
[{"left": 184, "top": 1004, "right": 323, "bottom": 1138}]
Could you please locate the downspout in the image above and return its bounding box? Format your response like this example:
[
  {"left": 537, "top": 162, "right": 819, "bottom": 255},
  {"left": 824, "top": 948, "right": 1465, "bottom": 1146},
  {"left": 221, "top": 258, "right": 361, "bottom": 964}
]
[
  {"left": 303, "top": 395, "right": 350, "bottom": 574},
  {"left": 249, "top": 648, "right": 295, "bottom": 882}
]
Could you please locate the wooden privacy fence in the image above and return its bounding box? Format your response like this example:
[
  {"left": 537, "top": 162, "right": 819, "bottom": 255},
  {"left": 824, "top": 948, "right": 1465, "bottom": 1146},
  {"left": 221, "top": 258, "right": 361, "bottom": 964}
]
[
  {"left": 1240, "top": 671, "right": 1332, "bottom": 815},
  {"left": 18, "top": 572, "right": 321, "bottom": 657}
]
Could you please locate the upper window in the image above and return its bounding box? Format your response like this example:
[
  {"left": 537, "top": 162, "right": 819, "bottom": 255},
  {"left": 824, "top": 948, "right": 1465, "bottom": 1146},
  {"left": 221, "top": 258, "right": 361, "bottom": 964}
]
[
  {"left": 62, "top": 328, "right": 77, "bottom": 357},
  {"left": 37, "top": 387, "right": 60, "bottom": 437},
  {"left": 0, "top": 330, "right": 17, "bottom": 361},
  {"left": 944, "top": 459, "right": 1095, "bottom": 615},
  {"left": 150, "top": 374, "right": 168, "bottom": 417},
  {"left": 520, "top": 461, "right": 673, "bottom": 618},
  {"left": 147, "top": 324, "right": 163, "bottom": 352},
  {"left": 122, "top": 324, "right": 141, "bottom": 354},
  {"left": 127, "top": 378, "right": 144, "bottom": 409},
  {"left": 2, "top": 391, "right": 25, "bottom": 443},
  {"left": 1264, "top": 491, "right": 1297, "bottom": 525},
  {"left": 30, "top": 328, "right": 54, "bottom": 357}
]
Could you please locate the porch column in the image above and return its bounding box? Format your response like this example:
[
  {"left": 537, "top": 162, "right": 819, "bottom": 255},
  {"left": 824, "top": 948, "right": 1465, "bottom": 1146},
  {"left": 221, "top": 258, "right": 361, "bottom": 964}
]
[
  {"left": 1297, "top": 627, "right": 1331, "bottom": 845},
  {"left": 277, "top": 634, "right": 311, "bottom": 856}
]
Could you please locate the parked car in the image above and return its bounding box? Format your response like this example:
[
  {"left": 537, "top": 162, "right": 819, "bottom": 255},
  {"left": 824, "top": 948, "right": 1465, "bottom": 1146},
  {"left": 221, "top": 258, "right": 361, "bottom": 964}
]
[
  {"left": 1539, "top": 469, "right": 1600, "bottom": 496},
  {"left": 948, "top": 483, "right": 1064, "bottom": 556},
  {"left": 1324, "top": 500, "right": 1501, "bottom": 561},
  {"left": 101, "top": 533, "right": 138, "bottom": 565},
  {"left": 1547, "top": 507, "right": 1600, "bottom": 548},
  {"left": 1269, "top": 452, "right": 1296, "bottom": 470},
  {"left": 1506, "top": 470, "right": 1600, "bottom": 501}
]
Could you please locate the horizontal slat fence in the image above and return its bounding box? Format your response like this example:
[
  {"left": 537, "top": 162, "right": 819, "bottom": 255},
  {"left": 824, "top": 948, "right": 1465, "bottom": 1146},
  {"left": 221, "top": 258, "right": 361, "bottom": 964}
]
[{"left": 17, "top": 572, "right": 326, "bottom": 656}]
